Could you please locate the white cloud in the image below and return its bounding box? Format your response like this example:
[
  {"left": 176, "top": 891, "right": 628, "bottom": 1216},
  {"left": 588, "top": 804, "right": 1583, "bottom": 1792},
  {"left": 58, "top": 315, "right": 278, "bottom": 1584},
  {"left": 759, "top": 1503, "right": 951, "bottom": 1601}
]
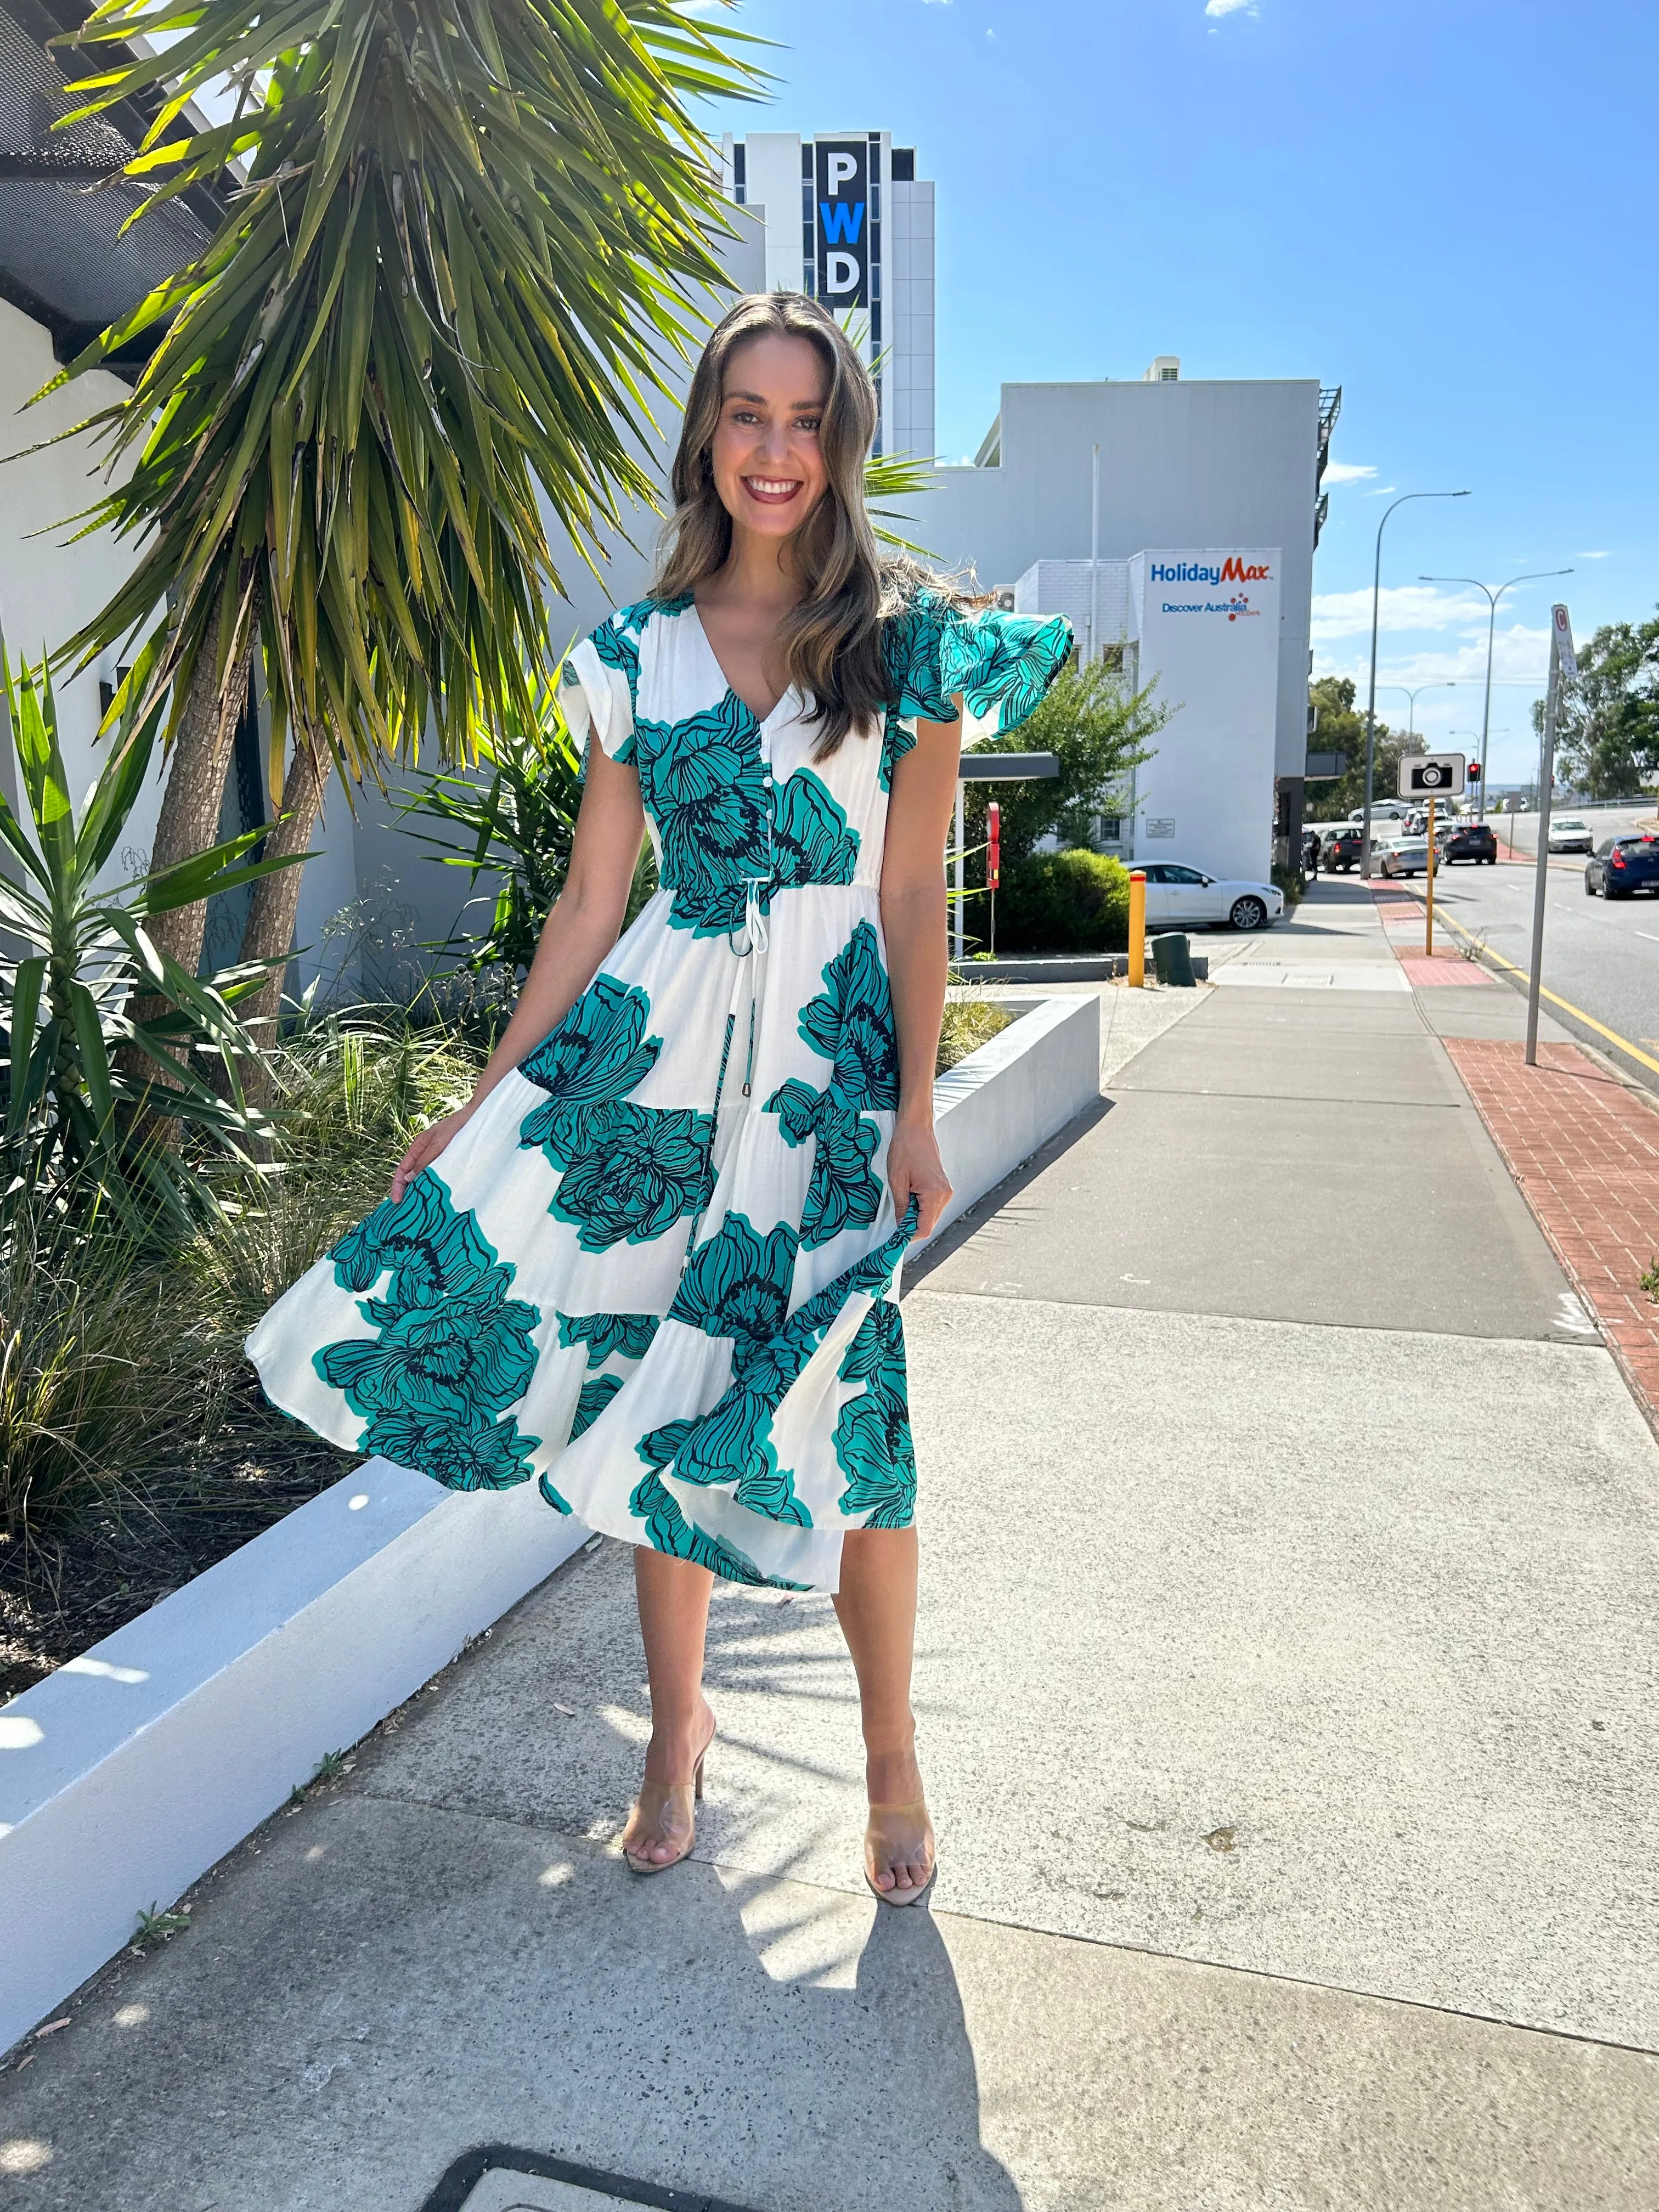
[
  {"left": 1322, "top": 462, "right": 1377, "bottom": 486},
  {"left": 1206, "top": 0, "right": 1257, "bottom": 15},
  {"left": 1577, "top": 549, "right": 1612, "bottom": 560},
  {"left": 1362, "top": 483, "right": 1398, "bottom": 497},
  {"left": 1313, "top": 622, "right": 1553, "bottom": 694},
  {"left": 1311, "top": 584, "right": 1493, "bottom": 642}
]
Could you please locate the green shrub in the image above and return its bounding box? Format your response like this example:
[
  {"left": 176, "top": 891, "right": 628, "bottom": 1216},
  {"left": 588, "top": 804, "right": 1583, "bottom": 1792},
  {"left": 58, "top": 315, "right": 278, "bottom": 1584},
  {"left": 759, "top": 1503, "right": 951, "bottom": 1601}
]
[
  {"left": 994, "top": 849, "right": 1131, "bottom": 952},
  {"left": 936, "top": 997, "right": 1014, "bottom": 1074}
]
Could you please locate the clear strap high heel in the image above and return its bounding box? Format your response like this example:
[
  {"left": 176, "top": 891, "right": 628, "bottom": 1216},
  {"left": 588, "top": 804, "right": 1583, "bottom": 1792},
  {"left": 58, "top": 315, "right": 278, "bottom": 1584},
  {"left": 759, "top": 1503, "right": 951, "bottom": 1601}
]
[
  {"left": 864, "top": 1798, "right": 936, "bottom": 1908},
  {"left": 623, "top": 1727, "right": 713, "bottom": 1876}
]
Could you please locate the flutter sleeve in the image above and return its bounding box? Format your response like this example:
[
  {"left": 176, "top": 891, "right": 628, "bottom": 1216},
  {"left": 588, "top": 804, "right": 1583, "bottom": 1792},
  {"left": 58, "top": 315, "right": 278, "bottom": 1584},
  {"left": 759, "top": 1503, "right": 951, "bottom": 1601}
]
[
  {"left": 558, "top": 606, "right": 645, "bottom": 764},
  {"left": 882, "top": 590, "right": 1074, "bottom": 778}
]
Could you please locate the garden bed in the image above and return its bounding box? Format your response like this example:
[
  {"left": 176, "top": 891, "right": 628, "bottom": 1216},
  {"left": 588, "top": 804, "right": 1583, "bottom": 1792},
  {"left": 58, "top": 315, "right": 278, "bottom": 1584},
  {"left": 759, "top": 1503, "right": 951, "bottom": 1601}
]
[{"left": 0, "top": 992, "right": 1029, "bottom": 1707}]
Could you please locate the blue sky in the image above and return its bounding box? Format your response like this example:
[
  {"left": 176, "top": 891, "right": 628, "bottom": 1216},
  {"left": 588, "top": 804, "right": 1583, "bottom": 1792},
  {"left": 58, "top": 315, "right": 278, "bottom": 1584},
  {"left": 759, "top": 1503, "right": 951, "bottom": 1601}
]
[{"left": 699, "top": 0, "right": 1657, "bottom": 782}]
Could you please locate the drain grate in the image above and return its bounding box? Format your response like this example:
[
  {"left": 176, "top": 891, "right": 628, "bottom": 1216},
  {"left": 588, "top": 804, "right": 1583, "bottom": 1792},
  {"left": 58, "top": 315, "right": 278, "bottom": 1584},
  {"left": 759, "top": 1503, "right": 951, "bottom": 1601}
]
[{"left": 419, "top": 2145, "right": 769, "bottom": 2212}]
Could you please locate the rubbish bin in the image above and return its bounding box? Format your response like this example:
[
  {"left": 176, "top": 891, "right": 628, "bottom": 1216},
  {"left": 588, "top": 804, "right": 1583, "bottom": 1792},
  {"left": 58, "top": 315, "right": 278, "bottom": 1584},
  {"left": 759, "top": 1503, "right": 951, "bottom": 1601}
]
[{"left": 1150, "top": 932, "right": 1197, "bottom": 988}]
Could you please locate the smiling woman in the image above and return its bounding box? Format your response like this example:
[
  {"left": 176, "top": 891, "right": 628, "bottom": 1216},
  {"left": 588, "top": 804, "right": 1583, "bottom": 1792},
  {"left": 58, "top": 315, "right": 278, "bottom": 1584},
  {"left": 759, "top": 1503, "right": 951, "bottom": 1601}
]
[{"left": 246, "top": 291, "right": 1072, "bottom": 1914}]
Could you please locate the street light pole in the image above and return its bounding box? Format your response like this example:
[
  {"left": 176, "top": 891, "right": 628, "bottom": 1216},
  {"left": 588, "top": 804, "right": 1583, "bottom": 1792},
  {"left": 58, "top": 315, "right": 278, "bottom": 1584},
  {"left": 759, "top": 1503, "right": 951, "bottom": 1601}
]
[
  {"left": 1420, "top": 568, "right": 1572, "bottom": 825},
  {"left": 1378, "top": 679, "right": 1458, "bottom": 741},
  {"left": 1362, "top": 490, "right": 1470, "bottom": 879}
]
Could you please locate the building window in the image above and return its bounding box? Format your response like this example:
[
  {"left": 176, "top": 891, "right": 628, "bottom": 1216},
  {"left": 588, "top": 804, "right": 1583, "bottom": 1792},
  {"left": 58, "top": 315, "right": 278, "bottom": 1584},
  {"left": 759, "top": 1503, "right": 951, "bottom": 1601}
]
[
  {"left": 892, "top": 147, "right": 915, "bottom": 181},
  {"left": 732, "top": 141, "right": 746, "bottom": 205},
  {"left": 1160, "top": 366, "right": 1177, "bottom": 382},
  {"left": 1099, "top": 644, "right": 1125, "bottom": 671}
]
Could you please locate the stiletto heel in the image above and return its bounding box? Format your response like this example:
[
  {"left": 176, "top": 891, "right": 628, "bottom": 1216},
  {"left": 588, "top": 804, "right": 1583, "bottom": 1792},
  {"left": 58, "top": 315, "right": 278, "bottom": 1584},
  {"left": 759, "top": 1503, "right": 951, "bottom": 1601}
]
[
  {"left": 864, "top": 1798, "right": 936, "bottom": 1909},
  {"left": 623, "top": 1720, "right": 714, "bottom": 1876}
]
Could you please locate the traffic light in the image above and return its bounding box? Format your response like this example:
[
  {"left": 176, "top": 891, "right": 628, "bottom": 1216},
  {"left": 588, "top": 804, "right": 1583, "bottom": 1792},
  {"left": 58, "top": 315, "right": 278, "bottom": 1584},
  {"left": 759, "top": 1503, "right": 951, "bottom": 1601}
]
[{"left": 1468, "top": 761, "right": 1482, "bottom": 783}]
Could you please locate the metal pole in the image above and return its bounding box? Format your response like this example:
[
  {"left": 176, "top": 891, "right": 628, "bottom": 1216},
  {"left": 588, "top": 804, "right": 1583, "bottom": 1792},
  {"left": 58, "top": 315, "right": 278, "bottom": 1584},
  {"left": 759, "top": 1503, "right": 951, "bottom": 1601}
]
[
  {"left": 1362, "top": 491, "right": 1470, "bottom": 879},
  {"left": 1420, "top": 572, "right": 1572, "bottom": 831},
  {"left": 952, "top": 783, "right": 964, "bottom": 965},
  {"left": 1525, "top": 642, "right": 1560, "bottom": 1065},
  {"left": 1425, "top": 794, "right": 1435, "bottom": 956},
  {"left": 1478, "top": 592, "right": 1497, "bottom": 827},
  {"left": 1088, "top": 444, "right": 1100, "bottom": 668}
]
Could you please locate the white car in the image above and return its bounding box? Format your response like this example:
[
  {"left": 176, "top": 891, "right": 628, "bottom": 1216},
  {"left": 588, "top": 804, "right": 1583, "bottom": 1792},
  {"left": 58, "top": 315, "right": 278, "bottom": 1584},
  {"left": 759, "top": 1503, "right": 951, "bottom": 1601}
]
[
  {"left": 1547, "top": 815, "right": 1595, "bottom": 855},
  {"left": 1141, "top": 863, "right": 1284, "bottom": 930},
  {"left": 1378, "top": 837, "right": 1429, "bottom": 878},
  {"left": 1348, "top": 802, "right": 1411, "bottom": 823}
]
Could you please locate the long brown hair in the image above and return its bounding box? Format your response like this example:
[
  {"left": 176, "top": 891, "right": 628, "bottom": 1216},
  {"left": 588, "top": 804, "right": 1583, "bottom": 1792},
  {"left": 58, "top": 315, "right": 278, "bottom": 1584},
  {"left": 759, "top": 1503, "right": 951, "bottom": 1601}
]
[{"left": 657, "top": 292, "right": 919, "bottom": 755}]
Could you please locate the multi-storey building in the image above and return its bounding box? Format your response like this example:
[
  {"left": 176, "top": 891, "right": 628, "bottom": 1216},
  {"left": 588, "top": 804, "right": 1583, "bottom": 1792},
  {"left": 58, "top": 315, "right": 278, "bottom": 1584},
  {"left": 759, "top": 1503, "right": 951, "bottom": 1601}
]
[{"left": 720, "top": 131, "right": 935, "bottom": 462}]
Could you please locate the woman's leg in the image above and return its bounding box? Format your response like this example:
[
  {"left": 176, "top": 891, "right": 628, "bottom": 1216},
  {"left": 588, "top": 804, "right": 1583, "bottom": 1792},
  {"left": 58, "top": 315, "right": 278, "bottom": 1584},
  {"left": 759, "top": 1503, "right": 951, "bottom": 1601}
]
[
  {"left": 833, "top": 1526, "right": 934, "bottom": 1896},
  {"left": 624, "top": 1548, "right": 716, "bottom": 1866}
]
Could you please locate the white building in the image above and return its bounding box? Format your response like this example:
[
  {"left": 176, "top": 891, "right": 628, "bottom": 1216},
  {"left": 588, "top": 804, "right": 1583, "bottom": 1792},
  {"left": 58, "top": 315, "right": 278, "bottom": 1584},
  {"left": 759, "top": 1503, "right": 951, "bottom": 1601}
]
[
  {"left": 1012, "top": 551, "right": 1283, "bottom": 884},
  {"left": 721, "top": 131, "right": 935, "bottom": 462},
  {"left": 904, "top": 365, "right": 1341, "bottom": 881}
]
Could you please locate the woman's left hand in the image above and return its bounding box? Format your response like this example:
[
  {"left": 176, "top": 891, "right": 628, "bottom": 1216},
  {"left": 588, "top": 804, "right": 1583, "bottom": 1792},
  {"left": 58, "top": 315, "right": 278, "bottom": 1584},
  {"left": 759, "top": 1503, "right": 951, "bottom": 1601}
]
[{"left": 888, "top": 1120, "right": 952, "bottom": 1242}]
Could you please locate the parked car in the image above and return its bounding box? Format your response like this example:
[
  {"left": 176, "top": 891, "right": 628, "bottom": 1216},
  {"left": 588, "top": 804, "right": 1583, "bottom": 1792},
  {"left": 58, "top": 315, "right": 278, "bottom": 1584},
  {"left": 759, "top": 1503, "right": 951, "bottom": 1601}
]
[
  {"left": 1139, "top": 863, "right": 1285, "bottom": 931},
  {"left": 1379, "top": 837, "right": 1429, "bottom": 878},
  {"left": 1438, "top": 822, "right": 1498, "bottom": 865},
  {"left": 1322, "top": 826, "right": 1364, "bottom": 872},
  {"left": 1548, "top": 814, "right": 1595, "bottom": 854},
  {"left": 1348, "top": 802, "right": 1410, "bottom": 823},
  {"left": 1585, "top": 835, "right": 1659, "bottom": 899}
]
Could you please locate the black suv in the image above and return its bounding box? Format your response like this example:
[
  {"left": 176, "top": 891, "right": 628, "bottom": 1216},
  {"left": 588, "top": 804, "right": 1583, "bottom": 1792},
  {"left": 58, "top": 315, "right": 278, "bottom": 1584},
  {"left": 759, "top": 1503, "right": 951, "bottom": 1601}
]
[
  {"left": 1322, "top": 826, "right": 1364, "bottom": 872},
  {"left": 1585, "top": 834, "right": 1659, "bottom": 899},
  {"left": 1440, "top": 823, "right": 1498, "bottom": 865}
]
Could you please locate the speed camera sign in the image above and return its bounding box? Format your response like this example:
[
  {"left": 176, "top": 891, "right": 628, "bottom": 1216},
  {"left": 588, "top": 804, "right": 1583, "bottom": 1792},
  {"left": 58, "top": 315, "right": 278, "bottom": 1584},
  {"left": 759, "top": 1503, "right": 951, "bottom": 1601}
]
[{"left": 1398, "top": 752, "right": 1466, "bottom": 797}]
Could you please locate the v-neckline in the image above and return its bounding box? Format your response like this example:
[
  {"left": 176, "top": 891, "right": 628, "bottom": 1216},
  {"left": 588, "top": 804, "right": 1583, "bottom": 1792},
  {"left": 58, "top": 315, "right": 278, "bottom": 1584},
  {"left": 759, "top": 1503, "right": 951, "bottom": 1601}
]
[{"left": 689, "top": 599, "right": 794, "bottom": 729}]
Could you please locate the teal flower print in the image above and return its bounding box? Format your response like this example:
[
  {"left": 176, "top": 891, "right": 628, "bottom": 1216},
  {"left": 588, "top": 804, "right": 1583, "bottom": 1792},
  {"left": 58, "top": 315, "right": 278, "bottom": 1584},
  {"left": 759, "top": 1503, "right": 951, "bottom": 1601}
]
[
  {"left": 772, "top": 769, "right": 859, "bottom": 890},
  {"left": 316, "top": 1174, "right": 543, "bottom": 1493},
  {"left": 834, "top": 1300, "right": 916, "bottom": 1529},
  {"left": 548, "top": 1101, "right": 713, "bottom": 1252},
  {"left": 628, "top": 1454, "right": 810, "bottom": 1589},
  {"left": 880, "top": 589, "right": 1072, "bottom": 752},
  {"left": 669, "top": 1211, "right": 800, "bottom": 1355},
  {"left": 633, "top": 694, "right": 771, "bottom": 937},
  {"left": 539, "top": 1471, "right": 573, "bottom": 1514},
  {"left": 799, "top": 921, "right": 900, "bottom": 1111},
  {"left": 765, "top": 1078, "right": 881, "bottom": 1251},
  {"left": 557, "top": 1312, "right": 662, "bottom": 1369},
  {"left": 517, "top": 975, "right": 661, "bottom": 1163},
  {"left": 879, "top": 706, "right": 915, "bottom": 793},
  {"left": 572, "top": 1372, "right": 624, "bottom": 1439},
  {"left": 367, "top": 1407, "right": 543, "bottom": 1493}
]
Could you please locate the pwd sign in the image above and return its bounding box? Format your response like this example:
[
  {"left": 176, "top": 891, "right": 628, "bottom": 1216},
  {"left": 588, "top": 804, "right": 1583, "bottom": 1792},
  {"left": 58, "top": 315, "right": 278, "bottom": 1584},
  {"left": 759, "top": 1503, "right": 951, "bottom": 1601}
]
[{"left": 815, "top": 139, "right": 870, "bottom": 305}]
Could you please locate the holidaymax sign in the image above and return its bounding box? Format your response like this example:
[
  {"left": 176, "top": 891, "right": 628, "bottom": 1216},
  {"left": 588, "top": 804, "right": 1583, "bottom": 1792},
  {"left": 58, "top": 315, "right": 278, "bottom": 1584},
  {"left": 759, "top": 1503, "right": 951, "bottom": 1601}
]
[
  {"left": 1152, "top": 555, "right": 1272, "bottom": 618},
  {"left": 815, "top": 138, "right": 870, "bottom": 306}
]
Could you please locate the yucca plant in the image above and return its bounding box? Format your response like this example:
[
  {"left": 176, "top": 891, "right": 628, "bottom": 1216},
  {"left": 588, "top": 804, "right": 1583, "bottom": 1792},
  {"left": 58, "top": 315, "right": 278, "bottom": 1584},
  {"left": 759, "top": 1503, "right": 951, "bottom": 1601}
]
[
  {"left": 38, "top": 0, "right": 765, "bottom": 1047},
  {"left": 0, "top": 653, "right": 303, "bottom": 1222},
  {"left": 399, "top": 674, "right": 582, "bottom": 981}
]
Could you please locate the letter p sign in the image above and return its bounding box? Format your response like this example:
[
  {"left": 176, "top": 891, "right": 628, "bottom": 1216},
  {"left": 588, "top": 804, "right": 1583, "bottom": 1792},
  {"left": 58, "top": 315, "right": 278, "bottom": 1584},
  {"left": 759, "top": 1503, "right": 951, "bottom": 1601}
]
[{"left": 824, "top": 151, "right": 858, "bottom": 195}]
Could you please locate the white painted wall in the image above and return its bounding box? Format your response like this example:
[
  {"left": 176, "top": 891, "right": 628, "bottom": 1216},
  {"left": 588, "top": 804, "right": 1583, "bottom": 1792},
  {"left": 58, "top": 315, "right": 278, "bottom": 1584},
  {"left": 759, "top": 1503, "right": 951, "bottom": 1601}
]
[
  {"left": 902, "top": 379, "right": 1320, "bottom": 785},
  {"left": 0, "top": 298, "right": 167, "bottom": 879}
]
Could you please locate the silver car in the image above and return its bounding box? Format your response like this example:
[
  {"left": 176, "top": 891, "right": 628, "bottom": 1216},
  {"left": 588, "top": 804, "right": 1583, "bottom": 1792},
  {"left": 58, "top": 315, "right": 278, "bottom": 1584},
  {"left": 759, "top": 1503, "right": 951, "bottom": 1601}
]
[{"left": 1379, "top": 837, "right": 1430, "bottom": 878}]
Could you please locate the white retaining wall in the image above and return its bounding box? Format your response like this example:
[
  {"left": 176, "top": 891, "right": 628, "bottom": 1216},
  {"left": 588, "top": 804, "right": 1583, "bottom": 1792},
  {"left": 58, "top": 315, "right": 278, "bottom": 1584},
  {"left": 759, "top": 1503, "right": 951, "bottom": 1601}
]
[{"left": 0, "top": 992, "right": 1100, "bottom": 2049}]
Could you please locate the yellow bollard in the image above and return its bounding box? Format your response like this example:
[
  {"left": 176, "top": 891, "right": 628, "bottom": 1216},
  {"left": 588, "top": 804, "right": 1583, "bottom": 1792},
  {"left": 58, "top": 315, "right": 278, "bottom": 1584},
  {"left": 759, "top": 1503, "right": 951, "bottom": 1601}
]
[{"left": 1128, "top": 869, "right": 1146, "bottom": 988}]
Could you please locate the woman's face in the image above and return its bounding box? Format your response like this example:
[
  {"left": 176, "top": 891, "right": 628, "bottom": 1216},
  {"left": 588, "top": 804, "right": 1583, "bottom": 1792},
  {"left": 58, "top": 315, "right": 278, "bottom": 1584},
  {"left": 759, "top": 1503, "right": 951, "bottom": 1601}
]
[{"left": 708, "top": 334, "right": 831, "bottom": 546}]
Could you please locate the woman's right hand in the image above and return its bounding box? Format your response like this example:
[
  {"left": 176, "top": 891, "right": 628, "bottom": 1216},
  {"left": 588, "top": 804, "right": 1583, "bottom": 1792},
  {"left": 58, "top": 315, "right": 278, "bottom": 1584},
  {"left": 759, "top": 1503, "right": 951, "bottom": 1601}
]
[{"left": 390, "top": 1100, "right": 480, "bottom": 1201}]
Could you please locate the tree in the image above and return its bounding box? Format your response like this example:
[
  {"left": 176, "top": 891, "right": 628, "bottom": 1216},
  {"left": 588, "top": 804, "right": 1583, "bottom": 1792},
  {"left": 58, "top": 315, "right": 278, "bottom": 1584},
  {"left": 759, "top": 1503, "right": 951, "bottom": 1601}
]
[
  {"left": 1532, "top": 608, "right": 1659, "bottom": 798},
  {"left": 1302, "top": 676, "right": 1408, "bottom": 821},
  {"left": 43, "top": 0, "right": 760, "bottom": 1048},
  {"left": 958, "top": 658, "right": 1162, "bottom": 867}
]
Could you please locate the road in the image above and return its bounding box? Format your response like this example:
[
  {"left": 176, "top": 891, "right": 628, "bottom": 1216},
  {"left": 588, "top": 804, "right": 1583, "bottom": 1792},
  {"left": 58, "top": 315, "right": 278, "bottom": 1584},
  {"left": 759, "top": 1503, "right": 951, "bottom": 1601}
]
[{"left": 1408, "top": 838, "right": 1659, "bottom": 1088}]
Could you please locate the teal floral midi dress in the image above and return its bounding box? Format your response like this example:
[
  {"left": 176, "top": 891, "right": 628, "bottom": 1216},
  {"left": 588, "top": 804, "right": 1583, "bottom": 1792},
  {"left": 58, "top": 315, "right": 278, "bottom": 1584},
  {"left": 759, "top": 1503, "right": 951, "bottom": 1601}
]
[{"left": 247, "top": 588, "right": 1071, "bottom": 1592}]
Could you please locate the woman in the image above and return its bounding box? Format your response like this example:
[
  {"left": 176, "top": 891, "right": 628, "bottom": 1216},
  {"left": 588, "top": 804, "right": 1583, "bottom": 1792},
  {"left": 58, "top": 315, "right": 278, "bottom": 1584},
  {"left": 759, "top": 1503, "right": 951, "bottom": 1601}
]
[{"left": 248, "top": 292, "right": 1070, "bottom": 1904}]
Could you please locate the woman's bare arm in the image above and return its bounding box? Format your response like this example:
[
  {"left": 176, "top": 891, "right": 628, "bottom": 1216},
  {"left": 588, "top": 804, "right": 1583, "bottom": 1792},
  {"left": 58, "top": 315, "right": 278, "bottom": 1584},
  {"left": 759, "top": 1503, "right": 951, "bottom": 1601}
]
[
  {"left": 391, "top": 743, "right": 645, "bottom": 1197},
  {"left": 880, "top": 709, "right": 962, "bottom": 1241}
]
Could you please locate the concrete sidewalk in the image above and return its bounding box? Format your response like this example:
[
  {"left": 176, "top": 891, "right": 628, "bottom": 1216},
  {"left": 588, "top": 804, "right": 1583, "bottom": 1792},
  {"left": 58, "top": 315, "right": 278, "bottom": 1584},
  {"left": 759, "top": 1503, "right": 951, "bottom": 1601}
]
[{"left": 4, "top": 884, "right": 1657, "bottom": 2210}]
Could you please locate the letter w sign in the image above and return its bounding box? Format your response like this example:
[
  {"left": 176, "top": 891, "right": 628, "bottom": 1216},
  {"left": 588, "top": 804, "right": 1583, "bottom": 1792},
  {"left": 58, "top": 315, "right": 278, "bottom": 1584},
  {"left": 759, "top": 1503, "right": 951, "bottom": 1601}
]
[{"left": 815, "top": 138, "right": 870, "bottom": 306}]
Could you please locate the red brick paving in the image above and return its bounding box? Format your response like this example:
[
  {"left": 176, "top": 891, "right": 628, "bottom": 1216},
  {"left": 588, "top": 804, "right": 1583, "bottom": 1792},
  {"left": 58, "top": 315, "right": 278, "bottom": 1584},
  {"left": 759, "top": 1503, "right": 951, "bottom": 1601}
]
[
  {"left": 1398, "top": 955, "right": 1493, "bottom": 986},
  {"left": 1444, "top": 1039, "right": 1659, "bottom": 1426}
]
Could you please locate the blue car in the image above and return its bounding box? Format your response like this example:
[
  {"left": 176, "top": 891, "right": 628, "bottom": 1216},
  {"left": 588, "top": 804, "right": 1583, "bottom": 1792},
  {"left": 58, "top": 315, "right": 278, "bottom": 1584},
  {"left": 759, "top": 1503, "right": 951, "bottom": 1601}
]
[{"left": 1585, "top": 834, "right": 1659, "bottom": 899}]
